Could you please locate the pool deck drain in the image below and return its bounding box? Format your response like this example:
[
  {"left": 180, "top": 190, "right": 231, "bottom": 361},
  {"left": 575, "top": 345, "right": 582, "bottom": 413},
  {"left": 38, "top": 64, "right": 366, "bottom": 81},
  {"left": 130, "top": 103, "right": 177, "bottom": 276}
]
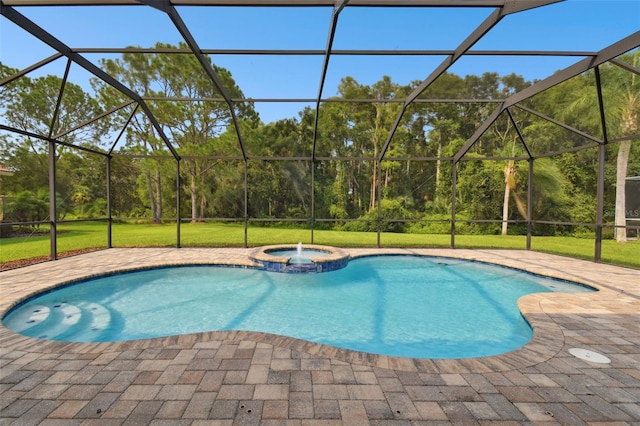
[
  {"left": 1, "top": 248, "right": 639, "bottom": 423},
  {"left": 569, "top": 348, "right": 612, "bottom": 364}
]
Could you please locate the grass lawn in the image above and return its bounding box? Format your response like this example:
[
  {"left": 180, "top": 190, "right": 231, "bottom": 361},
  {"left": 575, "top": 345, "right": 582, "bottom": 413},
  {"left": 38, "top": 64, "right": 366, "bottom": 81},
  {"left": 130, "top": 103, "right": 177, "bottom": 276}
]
[{"left": 1, "top": 221, "right": 638, "bottom": 268}]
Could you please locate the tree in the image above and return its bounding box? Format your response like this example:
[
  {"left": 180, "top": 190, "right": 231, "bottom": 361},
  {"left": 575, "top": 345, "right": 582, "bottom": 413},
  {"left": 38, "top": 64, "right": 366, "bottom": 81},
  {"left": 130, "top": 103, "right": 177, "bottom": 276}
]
[
  {"left": 0, "top": 63, "right": 22, "bottom": 107},
  {"left": 95, "top": 43, "right": 257, "bottom": 222},
  {"left": 561, "top": 51, "right": 639, "bottom": 241},
  {"left": 1, "top": 68, "right": 107, "bottom": 220},
  {"left": 611, "top": 53, "right": 638, "bottom": 243},
  {"left": 501, "top": 159, "right": 528, "bottom": 235},
  {"left": 483, "top": 75, "right": 532, "bottom": 235},
  {"left": 4, "top": 73, "right": 105, "bottom": 144},
  {"left": 315, "top": 100, "right": 359, "bottom": 219},
  {"left": 330, "top": 76, "right": 411, "bottom": 212}
]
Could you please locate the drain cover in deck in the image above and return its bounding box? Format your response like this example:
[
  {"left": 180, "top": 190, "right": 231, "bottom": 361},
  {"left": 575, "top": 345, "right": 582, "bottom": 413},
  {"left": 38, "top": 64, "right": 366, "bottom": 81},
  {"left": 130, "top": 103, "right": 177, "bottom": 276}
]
[{"left": 569, "top": 348, "right": 611, "bottom": 364}]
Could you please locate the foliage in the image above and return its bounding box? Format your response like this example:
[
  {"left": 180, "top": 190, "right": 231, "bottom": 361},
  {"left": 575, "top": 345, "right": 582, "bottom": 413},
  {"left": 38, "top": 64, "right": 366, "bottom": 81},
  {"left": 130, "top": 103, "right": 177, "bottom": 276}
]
[
  {"left": 1, "top": 62, "right": 109, "bottom": 225},
  {"left": 342, "top": 198, "right": 413, "bottom": 233},
  {"left": 6, "top": 190, "right": 49, "bottom": 224},
  {"left": 92, "top": 44, "right": 259, "bottom": 223},
  {"left": 2, "top": 222, "right": 639, "bottom": 269},
  {"left": 2, "top": 50, "right": 638, "bottom": 256}
]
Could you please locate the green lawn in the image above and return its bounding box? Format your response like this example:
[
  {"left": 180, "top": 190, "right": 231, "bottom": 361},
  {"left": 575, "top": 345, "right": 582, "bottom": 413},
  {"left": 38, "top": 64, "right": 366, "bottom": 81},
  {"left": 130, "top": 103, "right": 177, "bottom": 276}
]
[{"left": 1, "top": 221, "right": 638, "bottom": 268}]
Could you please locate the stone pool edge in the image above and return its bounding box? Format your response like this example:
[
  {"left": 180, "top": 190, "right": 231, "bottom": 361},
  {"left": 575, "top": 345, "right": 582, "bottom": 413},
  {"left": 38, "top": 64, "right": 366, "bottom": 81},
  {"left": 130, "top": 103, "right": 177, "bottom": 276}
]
[
  {"left": 1, "top": 247, "right": 633, "bottom": 374},
  {"left": 250, "top": 244, "right": 350, "bottom": 273}
]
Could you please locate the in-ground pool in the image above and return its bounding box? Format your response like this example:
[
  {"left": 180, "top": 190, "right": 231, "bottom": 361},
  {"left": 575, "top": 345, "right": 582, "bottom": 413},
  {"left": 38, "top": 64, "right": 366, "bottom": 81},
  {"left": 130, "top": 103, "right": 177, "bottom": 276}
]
[
  {"left": 2, "top": 255, "right": 594, "bottom": 359},
  {"left": 266, "top": 248, "right": 326, "bottom": 264}
]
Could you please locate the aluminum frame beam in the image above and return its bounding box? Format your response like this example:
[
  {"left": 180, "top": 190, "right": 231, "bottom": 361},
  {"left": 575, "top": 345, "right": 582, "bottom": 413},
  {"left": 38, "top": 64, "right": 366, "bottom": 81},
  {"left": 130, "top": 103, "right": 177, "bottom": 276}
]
[
  {"left": 0, "top": 2, "right": 181, "bottom": 160},
  {"left": 505, "top": 107, "right": 532, "bottom": 159},
  {"left": 503, "top": 31, "right": 640, "bottom": 109},
  {"left": 47, "top": 57, "right": 71, "bottom": 139},
  {"left": 594, "top": 66, "right": 609, "bottom": 144},
  {"left": 142, "top": 97, "right": 505, "bottom": 103},
  {"left": 378, "top": 0, "right": 562, "bottom": 161},
  {"left": 453, "top": 30, "right": 640, "bottom": 163},
  {"left": 0, "top": 53, "right": 63, "bottom": 87},
  {"left": 107, "top": 104, "right": 139, "bottom": 156},
  {"left": 610, "top": 58, "right": 640, "bottom": 76},
  {"left": 514, "top": 104, "right": 604, "bottom": 145},
  {"left": 312, "top": 0, "right": 348, "bottom": 161},
  {"left": 141, "top": 0, "right": 248, "bottom": 160},
  {"left": 1, "top": 0, "right": 637, "bottom": 264},
  {"left": 71, "top": 47, "right": 598, "bottom": 56},
  {"left": 0, "top": 124, "right": 107, "bottom": 156},
  {"left": 53, "top": 100, "right": 136, "bottom": 140},
  {"left": 0, "top": 0, "right": 527, "bottom": 7}
]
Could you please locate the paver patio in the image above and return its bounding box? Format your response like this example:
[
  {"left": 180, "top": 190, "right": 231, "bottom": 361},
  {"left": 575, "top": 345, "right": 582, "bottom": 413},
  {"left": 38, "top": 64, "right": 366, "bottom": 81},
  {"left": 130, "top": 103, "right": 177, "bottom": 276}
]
[{"left": 1, "top": 248, "right": 639, "bottom": 424}]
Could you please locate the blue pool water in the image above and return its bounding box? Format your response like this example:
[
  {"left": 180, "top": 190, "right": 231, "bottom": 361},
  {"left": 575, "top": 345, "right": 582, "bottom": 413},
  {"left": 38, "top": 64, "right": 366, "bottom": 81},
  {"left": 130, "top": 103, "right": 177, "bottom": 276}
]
[
  {"left": 266, "top": 248, "right": 328, "bottom": 264},
  {"left": 3, "top": 256, "right": 593, "bottom": 359}
]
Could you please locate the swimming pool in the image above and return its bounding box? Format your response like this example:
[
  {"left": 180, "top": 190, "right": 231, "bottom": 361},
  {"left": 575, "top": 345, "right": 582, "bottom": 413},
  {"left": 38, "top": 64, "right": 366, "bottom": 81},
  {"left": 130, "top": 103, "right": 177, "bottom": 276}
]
[{"left": 3, "top": 255, "right": 593, "bottom": 359}]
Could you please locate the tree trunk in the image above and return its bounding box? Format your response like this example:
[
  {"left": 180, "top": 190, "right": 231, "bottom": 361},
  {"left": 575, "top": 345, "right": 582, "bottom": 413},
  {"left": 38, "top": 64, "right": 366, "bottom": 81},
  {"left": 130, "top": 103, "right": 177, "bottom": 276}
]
[
  {"left": 199, "top": 194, "right": 206, "bottom": 221},
  {"left": 370, "top": 161, "right": 377, "bottom": 211},
  {"left": 502, "top": 160, "right": 516, "bottom": 236},
  {"left": 190, "top": 174, "right": 197, "bottom": 223},
  {"left": 615, "top": 140, "right": 631, "bottom": 242},
  {"left": 615, "top": 55, "right": 637, "bottom": 242},
  {"left": 501, "top": 180, "right": 511, "bottom": 235},
  {"left": 370, "top": 104, "right": 383, "bottom": 211},
  {"left": 145, "top": 170, "right": 156, "bottom": 222},
  {"left": 435, "top": 139, "right": 442, "bottom": 201},
  {"left": 155, "top": 168, "right": 162, "bottom": 223}
]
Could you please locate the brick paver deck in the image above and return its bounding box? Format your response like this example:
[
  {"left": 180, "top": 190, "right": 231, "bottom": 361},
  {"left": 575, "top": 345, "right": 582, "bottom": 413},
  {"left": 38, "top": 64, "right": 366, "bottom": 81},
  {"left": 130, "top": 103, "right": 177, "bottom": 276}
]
[{"left": 1, "top": 248, "right": 639, "bottom": 424}]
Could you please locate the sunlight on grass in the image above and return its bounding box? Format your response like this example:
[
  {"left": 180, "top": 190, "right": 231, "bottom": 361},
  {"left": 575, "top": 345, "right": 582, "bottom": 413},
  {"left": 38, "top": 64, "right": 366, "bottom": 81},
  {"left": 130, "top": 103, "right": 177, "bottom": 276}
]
[{"left": 1, "top": 221, "right": 638, "bottom": 268}]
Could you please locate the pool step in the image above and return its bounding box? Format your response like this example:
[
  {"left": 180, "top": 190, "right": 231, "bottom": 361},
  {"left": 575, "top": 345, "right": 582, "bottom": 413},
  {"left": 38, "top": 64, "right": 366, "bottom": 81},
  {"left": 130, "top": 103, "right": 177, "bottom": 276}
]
[
  {"left": 57, "top": 302, "right": 112, "bottom": 341},
  {"left": 5, "top": 304, "right": 50, "bottom": 333},
  {"left": 6, "top": 302, "right": 112, "bottom": 341}
]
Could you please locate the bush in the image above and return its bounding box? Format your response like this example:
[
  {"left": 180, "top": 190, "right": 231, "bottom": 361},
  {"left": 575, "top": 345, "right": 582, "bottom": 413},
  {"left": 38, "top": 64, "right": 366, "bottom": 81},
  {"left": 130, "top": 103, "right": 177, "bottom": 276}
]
[
  {"left": 7, "top": 191, "right": 48, "bottom": 223},
  {"left": 408, "top": 214, "right": 451, "bottom": 234},
  {"left": 0, "top": 222, "right": 13, "bottom": 238},
  {"left": 343, "top": 198, "right": 413, "bottom": 233},
  {"left": 343, "top": 219, "right": 375, "bottom": 232}
]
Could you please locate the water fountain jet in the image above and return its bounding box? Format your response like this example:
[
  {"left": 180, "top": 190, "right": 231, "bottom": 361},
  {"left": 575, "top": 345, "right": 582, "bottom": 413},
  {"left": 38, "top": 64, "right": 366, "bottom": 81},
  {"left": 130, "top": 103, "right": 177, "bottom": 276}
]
[{"left": 250, "top": 244, "right": 349, "bottom": 273}]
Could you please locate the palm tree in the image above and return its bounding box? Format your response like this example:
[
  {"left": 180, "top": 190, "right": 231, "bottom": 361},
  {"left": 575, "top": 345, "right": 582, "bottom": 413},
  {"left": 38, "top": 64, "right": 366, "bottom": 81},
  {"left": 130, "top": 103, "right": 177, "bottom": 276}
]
[
  {"left": 613, "top": 53, "right": 638, "bottom": 242},
  {"left": 501, "top": 159, "right": 528, "bottom": 235},
  {"left": 562, "top": 50, "right": 639, "bottom": 242}
]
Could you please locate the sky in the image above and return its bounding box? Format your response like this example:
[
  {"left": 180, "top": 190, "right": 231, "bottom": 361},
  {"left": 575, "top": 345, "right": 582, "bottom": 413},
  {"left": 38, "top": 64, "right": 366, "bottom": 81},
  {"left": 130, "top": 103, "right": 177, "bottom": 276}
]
[{"left": 1, "top": 0, "right": 639, "bottom": 124}]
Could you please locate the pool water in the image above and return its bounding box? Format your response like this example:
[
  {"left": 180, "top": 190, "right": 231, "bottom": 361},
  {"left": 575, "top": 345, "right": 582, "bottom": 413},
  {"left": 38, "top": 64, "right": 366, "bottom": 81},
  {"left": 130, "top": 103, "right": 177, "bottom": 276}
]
[
  {"left": 3, "top": 256, "right": 593, "bottom": 359},
  {"left": 266, "top": 248, "right": 329, "bottom": 264}
]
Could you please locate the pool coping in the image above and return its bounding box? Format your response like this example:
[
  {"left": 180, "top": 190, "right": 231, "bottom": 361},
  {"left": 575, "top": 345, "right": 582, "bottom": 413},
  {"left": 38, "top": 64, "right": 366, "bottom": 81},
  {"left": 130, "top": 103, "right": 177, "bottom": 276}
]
[
  {"left": 249, "top": 244, "right": 350, "bottom": 273},
  {"left": 1, "top": 247, "right": 639, "bottom": 374}
]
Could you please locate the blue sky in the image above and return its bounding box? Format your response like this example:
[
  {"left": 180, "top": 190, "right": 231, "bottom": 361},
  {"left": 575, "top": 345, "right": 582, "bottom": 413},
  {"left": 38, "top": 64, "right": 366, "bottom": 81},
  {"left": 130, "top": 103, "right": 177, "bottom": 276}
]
[{"left": 1, "top": 0, "right": 639, "bottom": 124}]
